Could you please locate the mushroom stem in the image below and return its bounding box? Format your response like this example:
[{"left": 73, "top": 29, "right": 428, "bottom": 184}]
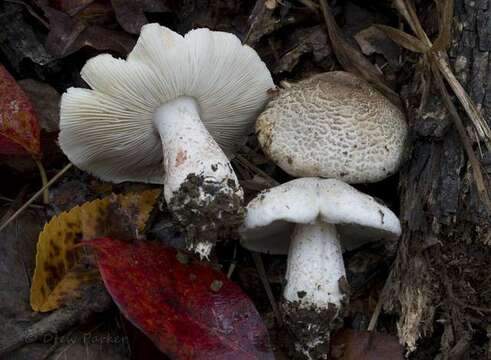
[
  {"left": 282, "top": 222, "right": 346, "bottom": 360},
  {"left": 284, "top": 222, "right": 346, "bottom": 307},
  {"left": 153, "top": 96, "right": 244, "bottom": 257}
]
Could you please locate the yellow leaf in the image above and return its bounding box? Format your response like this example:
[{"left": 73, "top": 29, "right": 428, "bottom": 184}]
[{"left": 30, "top": 189, "right": 160, "bottom": 312}]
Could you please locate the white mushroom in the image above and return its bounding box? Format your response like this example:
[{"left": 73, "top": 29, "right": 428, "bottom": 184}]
[
  {"left": 59, "top": 24, "right": 274, "bottom": 257},
  {"left": 241, "top": 178, "right": 401, "bottom": 359},
  {"left": 256, "top": 71, "right": 407, "bottom": 184}
]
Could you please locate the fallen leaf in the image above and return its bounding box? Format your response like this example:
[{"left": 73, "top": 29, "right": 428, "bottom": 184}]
[
  {"left": 41, "top": 0, "right": 114, "bottom": 23},
  {"left": 0, "top": 209, "right": 48, "bottom": 357},
  {"left": 433, "top": 0, "right": 453, "bottom": 51},
  {"left": 30, "top": 189, "right": 160, "bottom": 312},
  {"left": 244, "top": 3, "right": 282, "bottom": 46},
  {"left": 44, "top": 7, "right": 135, "bottom": 58},
  {"left": 0, "top": 3, "right": 55, "bottom": 73},
  {"left": 374, "top": 25, "right": 429, "bottom": 53},
  {"left": 75, "top": 0, "right": 115, "bottom": 24},
  {"left": 354, "top": 26, "right": 401, "bottom": 68},
  {"left": 111, "top": 0, "right": 168, "bottom": 34},
  {"left": 49, "top": 0, "right": 97, "bottom": 16},
  {"left": 318, "top": 0, "right": 402, "bottom": 108},
  {"left": 0, "top": 65, "right": 41, "bottom": 157},
  {"left": 16, "top": 79, "right": 63, "bottom": 167},
  {"left": 330, "top": 329, "right": 404, "bottom": 360},
  {"left": 18, "top": 79, "right": 61, "bottom": 133},
  {"left": 90, "top": 237, "right": 274, "bottom": 360},
  {"left": 273, "top": 25, "right": 331, "bottom": 74}
]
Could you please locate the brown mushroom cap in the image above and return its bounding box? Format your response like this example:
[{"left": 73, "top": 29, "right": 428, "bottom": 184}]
[{"left": 256, "top": 71, "right": 408, "bottom": 184}]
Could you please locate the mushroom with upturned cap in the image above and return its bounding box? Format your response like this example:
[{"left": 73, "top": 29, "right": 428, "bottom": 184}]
[
  {"left": 256, "top": 71, "right": 407, "bottom": 184},
  {"left": 59, "top": 24, "right": 274, "bottom": 257},
  {"left": 240, "top": 178, "right": 401, "bottom": 359}
]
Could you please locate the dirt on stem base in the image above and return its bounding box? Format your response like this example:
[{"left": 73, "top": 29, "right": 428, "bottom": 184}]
[{"left": 167, "top": 173, "right": 245, "bottom": 254}]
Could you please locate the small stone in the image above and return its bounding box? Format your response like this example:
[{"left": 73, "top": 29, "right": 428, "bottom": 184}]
[{"left": 210, "top": 280, "right": 223, "bottom": 292}]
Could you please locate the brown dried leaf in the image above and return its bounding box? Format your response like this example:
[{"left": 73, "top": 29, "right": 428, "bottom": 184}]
[
  {"left": 44, "top": 7, "right": 135, "bottom": 58},
  {"left": 330, "top": 329, "right": 404, "bottom": 360},
  {"left": 390, "top": 0, "right": 491, "bottom": 168},
  {"left": 433, "top": 0, "right": 453, "bottom": 51},
  {"left": 0, "top": 3, "right": 55, "bottom": 73},
  {"left": 49, "top": 0, "right": 96, "bottom": 16},
  {"left": 18, "top": 79, "right": 60, "bottom": 133},
  {"left": 354, "top": 26, "right": 401, "bottom": 68},
  {"left": 318, "top": 0, "right": 402, "bottom": 108},
  {"left": 111, "top": 0, "right": 169, "bottom": 34},
  {"left": 374, "top": 25, "right": 429, "bottom": 53},
  {"left": 273, "top": 26, "right": 331, "bottom": 74},
  {"left": 244, "top": 2, "right": 280, "bottom": 46}
]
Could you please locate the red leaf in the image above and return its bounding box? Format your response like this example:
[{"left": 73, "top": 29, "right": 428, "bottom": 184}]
[
  {"left": 0, "top": 65, "right": 41, "bottom": 157},
  {"left": 330, "top": 329, "right": 404, "bottom": 360},
  {"left": 90, "top": 238, "right": 274, "bottom": 360}
]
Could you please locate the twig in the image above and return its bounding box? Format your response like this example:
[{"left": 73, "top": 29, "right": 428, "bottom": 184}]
[
  {"left": 250, "top": 251, "right": 283, "bottom": 325},
  {"left": 0, "top": 282, "right": 111, "bottom": 357},
  {"left": 367, "top": 271, "right": 393, "bottom": 332},
  {"left": 0, "top": 186, "right": 29, "bottom": 226},
  {"left": 0, "top": 196, "right": 44, "bottom": 209},
  {"left": 227, "top": 244, "right": 238, "bottom": 279},
  {"left": 377, "top": 0, "right": 491, "bottom": 207},
  {"left": 227, "top": 262, "right": 236, "bottom": 279},
  {"left": 0, "top": 163, "right": 73, "bottom": 232},
  {"left": 367, "top": 291, "right": 385, "bottom": 332},
  {"left": 297, "top": 0, "right": 319, "bottom": 11},
  {"left": 393, "top": 0, "right": 491, "bottom": 150},
  {"left": 34, "top": 158, "right": 49, "bottom": 204},
  {"left": 433, "top": 53, "right": 491, "bottom": 151}
]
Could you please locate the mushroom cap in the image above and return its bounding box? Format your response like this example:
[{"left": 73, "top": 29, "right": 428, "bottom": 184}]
[
  {"left": 240, "top": 177, "right": 401, "bottom": 254},
  {"left": 256, "top": 71, "right": 407, "bottom": 184},
  {"left": 59, "top": 24, "right": 274, "bottom": 184}
]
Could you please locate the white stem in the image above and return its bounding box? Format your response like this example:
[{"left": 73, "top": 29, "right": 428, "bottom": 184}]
[
  {"left": 283, "top": 222, "right": 346, "bottom": 308},
  {"left": 153, "top": 96, "right": 241, "bottom": 202},
  {"left": 153, "top": 96, "right": 244, "bottom": 257}
]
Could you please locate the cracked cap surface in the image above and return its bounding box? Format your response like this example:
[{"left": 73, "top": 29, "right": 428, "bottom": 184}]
[{"left": 256, "top": 71, "right": 407, "bottom": 184}]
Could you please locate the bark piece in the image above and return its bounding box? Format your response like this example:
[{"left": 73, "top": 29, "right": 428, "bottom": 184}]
[{"left": 385, "top": 0, "right": 491, "bottom": 357}]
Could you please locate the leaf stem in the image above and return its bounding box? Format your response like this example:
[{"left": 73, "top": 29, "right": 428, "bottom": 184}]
[
  {"left": 34, "top": 158, "right": 49, "bottom": 204},
  {"left": 251, "top": 251, "right": 283, "bottom": 325},
  {"left": 0, "top": 163, "right": 72, "bottom": 232}
]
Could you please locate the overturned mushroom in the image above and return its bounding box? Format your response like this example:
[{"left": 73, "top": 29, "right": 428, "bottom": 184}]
[
  {"left": 59, "top": 24, "right": 274, "bottom": 257},
  {"left": 256, "top": 71, "right": 407, "bottom": 184},
  {"left": 241, "top": 178, "right": 401, "bottom": 359}
]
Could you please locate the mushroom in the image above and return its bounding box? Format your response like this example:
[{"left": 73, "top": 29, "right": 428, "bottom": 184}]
[
  {"left": 240, "top": 177, "right": 401, "bottom": 359},
  {"left": 59, "top": 24, "right": 274, "bottom": 257},
  {"left": 256, "top": 71, "right": 407, "bottom": 184}
]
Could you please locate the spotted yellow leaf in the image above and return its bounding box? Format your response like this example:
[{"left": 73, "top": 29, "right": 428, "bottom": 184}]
[{"left": 30, "top": 189, "right": 160, "bottom": 312}]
